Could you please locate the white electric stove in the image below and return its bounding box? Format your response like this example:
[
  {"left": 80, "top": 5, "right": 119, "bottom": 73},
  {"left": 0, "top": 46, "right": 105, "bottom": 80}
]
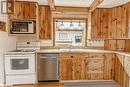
[{"left": 4, "top": 41, "right": 40, "bottom": 85}]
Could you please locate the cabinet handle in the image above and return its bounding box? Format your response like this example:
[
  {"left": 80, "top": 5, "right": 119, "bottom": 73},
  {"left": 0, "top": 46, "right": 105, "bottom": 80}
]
[
  {"left": 110, "top": 32, "right": 112, "bottom": 36},
  {"left": 122, "top": 33, "right": 125, "bottom": 37},
  {"left": 71, "top": 56, "right": 73, "bottom": 58}
]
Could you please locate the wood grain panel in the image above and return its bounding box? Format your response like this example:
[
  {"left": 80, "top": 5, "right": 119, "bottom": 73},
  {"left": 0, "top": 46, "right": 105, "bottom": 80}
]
[
  {"left": 114, "top": 54, "right": 129, "bottom": 87},
  {"left": 9, "top": 1, "right": 36, "bottom": 19},
  {"left": 0, "top": 21, "right": 6, "bottom": 31},
  {"left": 86, "top": 53, "right": 113, "bottom": 80},
  {"left": 103, "top": 54, "right": 115, "bottom": 80},
  {"left": 60, "top": 56, "right": 73, "bottom": 80},
  {"left": 107, "top": 39, "right": 130, "bottom": 52},
  {"left": 39, "top": 6, "right": 52, "bottom": 39},
  {"left": 60, "top": 52, "right": 130, "bottom": 87},
  {"left": 116, "top": 40, "right": 125, "bottom": 51},
  {"left": 91, "top": 3, "right": 130, "bottom": 39},
  {"left": 73, "top": 56, "right": 86, "bottom": 80},
  {"left": 108, "top": 40, "right": 116, "bottom": 51},
  {"left": 108, "top": 3, "right": 129, "bottom": 39},
  {"left": 91, "top": 8, "right": 110, "bottom": 39}
]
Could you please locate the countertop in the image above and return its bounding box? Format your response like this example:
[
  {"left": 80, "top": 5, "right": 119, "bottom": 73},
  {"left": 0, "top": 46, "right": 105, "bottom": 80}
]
[{"left": 36, "top": 49, "right": 130, "bottom": 57}]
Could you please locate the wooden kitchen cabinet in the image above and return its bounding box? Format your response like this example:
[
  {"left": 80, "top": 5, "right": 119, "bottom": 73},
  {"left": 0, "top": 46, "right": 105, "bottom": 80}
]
[
  {"left": 114, "top": 54, "right": 129, "bottom": 87},
  {"left": 60, "top": 55, "right": 73, "bottom": 80},
  {"left": 86, "top": 54, "right": 114, "bottom": 80},
  {"left": 91, "top": 9, "right": 110, "bottom": 39},
  {"left": 108, "top": 39, "right": 130, "bottom": 52},
  {"left": 103, "top": 54, "right": 115, "bottom": 80},
  {"left": 128, "top": 3, "right": 130, "bottom": 38},
  {"left": 124, "top": 56, "right": 130, "bottom": 77},
  {"left": 124, "top": 56, "right": 130, "bottom": 87},
  {"left": 108, "top": 4, "right": 129, "bottom": 39},
  {"left": 86, "top": 54, "right": 104, "bottom": 80},
  {"left": 72, "top": 55, "right": 86, "bottom": 80},
  {"left": 60, "top": 53, "right": 114, "bottom": 80},
  {"left": 9, "top": 1, "right": 37, "bottom": 19},
  {"left": 39, "top": 6, "right": 52, "bottom": 39},
  {"left": 116, "top": 40, "right": 125, "bottom": 51},
  {"left": 108, "top": 40, "right": 116, "bottom": 51},
  {"left": 60, "top": 53, "right": 86, "bottom": 80}
]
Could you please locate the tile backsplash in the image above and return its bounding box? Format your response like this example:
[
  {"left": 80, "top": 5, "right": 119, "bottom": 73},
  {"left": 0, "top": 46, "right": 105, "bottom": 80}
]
[
  {"left": 87, "top": 39, "right": 104, "bottom": 47},
  {"left": 40, "top": 40, "right": 53, "bottom": 47}
]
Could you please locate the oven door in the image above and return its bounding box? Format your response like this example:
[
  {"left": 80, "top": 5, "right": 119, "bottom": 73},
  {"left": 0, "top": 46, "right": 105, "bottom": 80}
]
[{"left": 5, "top": 54, "right": 35, "bottom": 75}]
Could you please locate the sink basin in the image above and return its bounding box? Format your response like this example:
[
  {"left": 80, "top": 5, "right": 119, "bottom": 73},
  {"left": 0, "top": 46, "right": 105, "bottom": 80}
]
[
  {"left": 60, "top": 49, "right": 70, "bottom": 52},
  {"left": 60, "top": 49, "right": 83, "bottom": 52}
]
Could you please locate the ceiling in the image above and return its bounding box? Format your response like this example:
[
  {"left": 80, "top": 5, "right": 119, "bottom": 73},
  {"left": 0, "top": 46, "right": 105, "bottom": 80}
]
[{"left": 17, "top": 0, "right": 130, "bottom": 8}]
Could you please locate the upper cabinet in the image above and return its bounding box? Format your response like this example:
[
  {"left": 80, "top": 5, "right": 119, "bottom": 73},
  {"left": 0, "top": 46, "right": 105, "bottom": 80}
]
[
  {"left": 9, "top": 2, "right": 37, "bottom": 20},
  {"left": 39, "top": 6, "right": 52, "bottom": 40},
  {"left": 108, "top": 3, "right": 130, "bottom": 39},
  {"left": 91, "top": 8, "right": 111, "bottom": 40},
  {"left": 128, "top": 3, "right": 130, "bottom": 38},
  {"left": 91, "top": 3, "right": 130, "bottom": 40}
]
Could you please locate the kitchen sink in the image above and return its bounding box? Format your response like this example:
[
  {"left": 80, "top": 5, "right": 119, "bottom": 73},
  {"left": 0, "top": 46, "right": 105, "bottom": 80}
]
[{"left": 60, "top": 48, "right": 83, "bottom": 52}]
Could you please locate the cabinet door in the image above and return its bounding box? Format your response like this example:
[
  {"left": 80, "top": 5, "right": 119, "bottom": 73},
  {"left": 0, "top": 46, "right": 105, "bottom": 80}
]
[
  {"left": 91, "top": 9, "right": 101, "bottom": 39},
  {"left": 24, "top": 2, "right": 36, "bottom": 19},
  {"left": 108, "top": 40, "right": 116, "bottom": 50},
  {"left": 121, "top": 4, "right": 129, "bottom": 38},
  {"left": 72, "top": 54, "right": 86, "bottom": 80},
  {"left": 114, "top": 54, "right": 124, "bottom": 84},
  {"left": 116, "top": 40, "right": 125, "bottom": 51},
  {"left": 128, "top": 3, "right": 130, "bottom": 38},
  {"left": 109, "top": 8, "right": 117, "bottom": 39},
  {"left": 116, "top": 7, "right": 122, "bottom": 39},
  {"left": 9, "top": 2, "right": 24, "bottom": 19},
  {"left": 9, "top": 2, "right": 36, "bottom": 19},
  {"left": 39, "top": 6, "right": 52, "bottom": 39},
  {"left": 86, "top": 54, "right": 104, "bottom": 80},
  {"left": 124, "top": 56, "right": 130, "bottom": 77},
  {"left": 104, "top": 54, "right": 114, "bottom": 80},
  {"left": 114, "top": 54, "right": 129, "bottom": 87},
  {"left": 60, "top": 56, "right": 73, "bottom": 80},
  {"left": 100, "top": 9, "right": 110, "bottom": 39}
]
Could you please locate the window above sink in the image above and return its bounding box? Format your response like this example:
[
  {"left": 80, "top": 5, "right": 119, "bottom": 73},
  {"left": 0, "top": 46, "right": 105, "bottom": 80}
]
[{"left": 54, "top": 19, "right": 87, "bottom": 47}]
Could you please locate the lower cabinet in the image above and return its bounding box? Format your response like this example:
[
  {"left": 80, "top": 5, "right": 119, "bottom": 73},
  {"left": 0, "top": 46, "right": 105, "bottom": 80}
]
[
  {"left": 114, "top": 54, "right": 129, "bottom": 87},
  {"left": 107, "top": 39, "right": 130, "bottom": 52},
  {"left": 60, "top": 53, "right": 86, "bottom": 80},
  {"left": 60, "top": 53, "right": 130, "bottom": 87},
  {"left": 60, "top": 53, "right": 114, "bottom": 80}
]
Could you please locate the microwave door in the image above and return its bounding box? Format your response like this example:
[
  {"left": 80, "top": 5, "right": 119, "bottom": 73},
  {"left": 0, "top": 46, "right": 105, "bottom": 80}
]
[
  {"left": 11, "top": 21, "right": 35, "bottom": 34},
  {"left": 11, "top": 22, "right": 28, "bottom": 34}
]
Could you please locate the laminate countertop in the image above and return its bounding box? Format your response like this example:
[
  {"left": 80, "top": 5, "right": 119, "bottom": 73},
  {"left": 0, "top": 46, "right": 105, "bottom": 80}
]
[{"left": 37, "top": 49, "right": 130, "bottom": 57}]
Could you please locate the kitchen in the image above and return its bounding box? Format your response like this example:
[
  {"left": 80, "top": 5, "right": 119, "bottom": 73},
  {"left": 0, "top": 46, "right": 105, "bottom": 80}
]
[{"left": 0, "top": 0, "right": 130, "bottom": 87}]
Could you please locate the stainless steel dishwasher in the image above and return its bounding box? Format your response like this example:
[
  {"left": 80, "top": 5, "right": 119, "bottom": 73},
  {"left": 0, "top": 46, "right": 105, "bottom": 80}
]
[{"left": 37, "top": 53, "right": 59, "bottom": 82}]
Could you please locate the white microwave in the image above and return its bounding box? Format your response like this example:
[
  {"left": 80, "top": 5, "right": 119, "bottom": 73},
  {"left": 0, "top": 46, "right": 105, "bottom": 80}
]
[{"left": 10, "top": 21, "right": 36, "bottom": 34}]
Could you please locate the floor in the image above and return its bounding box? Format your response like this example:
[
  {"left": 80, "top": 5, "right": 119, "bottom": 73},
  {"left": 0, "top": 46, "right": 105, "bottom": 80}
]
[
  {"left": 5, "top": 81, "right": 120, "bottom": 87},
  {"left": 6, "top": 83, "right": 64, "bottom": 87}
]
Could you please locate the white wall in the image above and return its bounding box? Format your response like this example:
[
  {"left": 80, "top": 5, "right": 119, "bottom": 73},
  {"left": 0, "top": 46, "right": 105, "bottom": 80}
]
[
  {"left": 0, "top": 0, "right": 17, "bottom": 84},
  {"left": 0, "top": 32, "right": 17, "bottom": 84}
]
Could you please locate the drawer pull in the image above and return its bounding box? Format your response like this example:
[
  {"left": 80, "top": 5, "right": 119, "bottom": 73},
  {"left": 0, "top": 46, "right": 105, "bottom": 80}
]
[{"left": 71, "top": 56, "right": 73, "bottom": 58}]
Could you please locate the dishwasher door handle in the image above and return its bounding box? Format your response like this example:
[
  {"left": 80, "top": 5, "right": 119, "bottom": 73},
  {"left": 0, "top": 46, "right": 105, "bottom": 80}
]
[{"left": 39, "top": 57, "right": 57, "bottom": 59}]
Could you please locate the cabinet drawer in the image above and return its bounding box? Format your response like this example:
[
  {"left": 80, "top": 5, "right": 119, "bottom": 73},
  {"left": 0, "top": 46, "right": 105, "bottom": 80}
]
[
  {"left": 88, "top": 54, "right": 105, "bottom": 59},
  {"left": 87, "top": 58, "right": 104, "bottom": 73},
  {"left": 87, "top": 58, "right": 104, "bottom": 66},
  {"left": 87, "top": 73, "right": 104, "bottom": 80},
  {"left": 88, "top": 65, "right": 104, "bottom": 72},
  {"left": 60, "top": 53, "right": 72, "bottom": 58},
  {"left": 60, "top": 53, "right": 85, "bottom": 59}
]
